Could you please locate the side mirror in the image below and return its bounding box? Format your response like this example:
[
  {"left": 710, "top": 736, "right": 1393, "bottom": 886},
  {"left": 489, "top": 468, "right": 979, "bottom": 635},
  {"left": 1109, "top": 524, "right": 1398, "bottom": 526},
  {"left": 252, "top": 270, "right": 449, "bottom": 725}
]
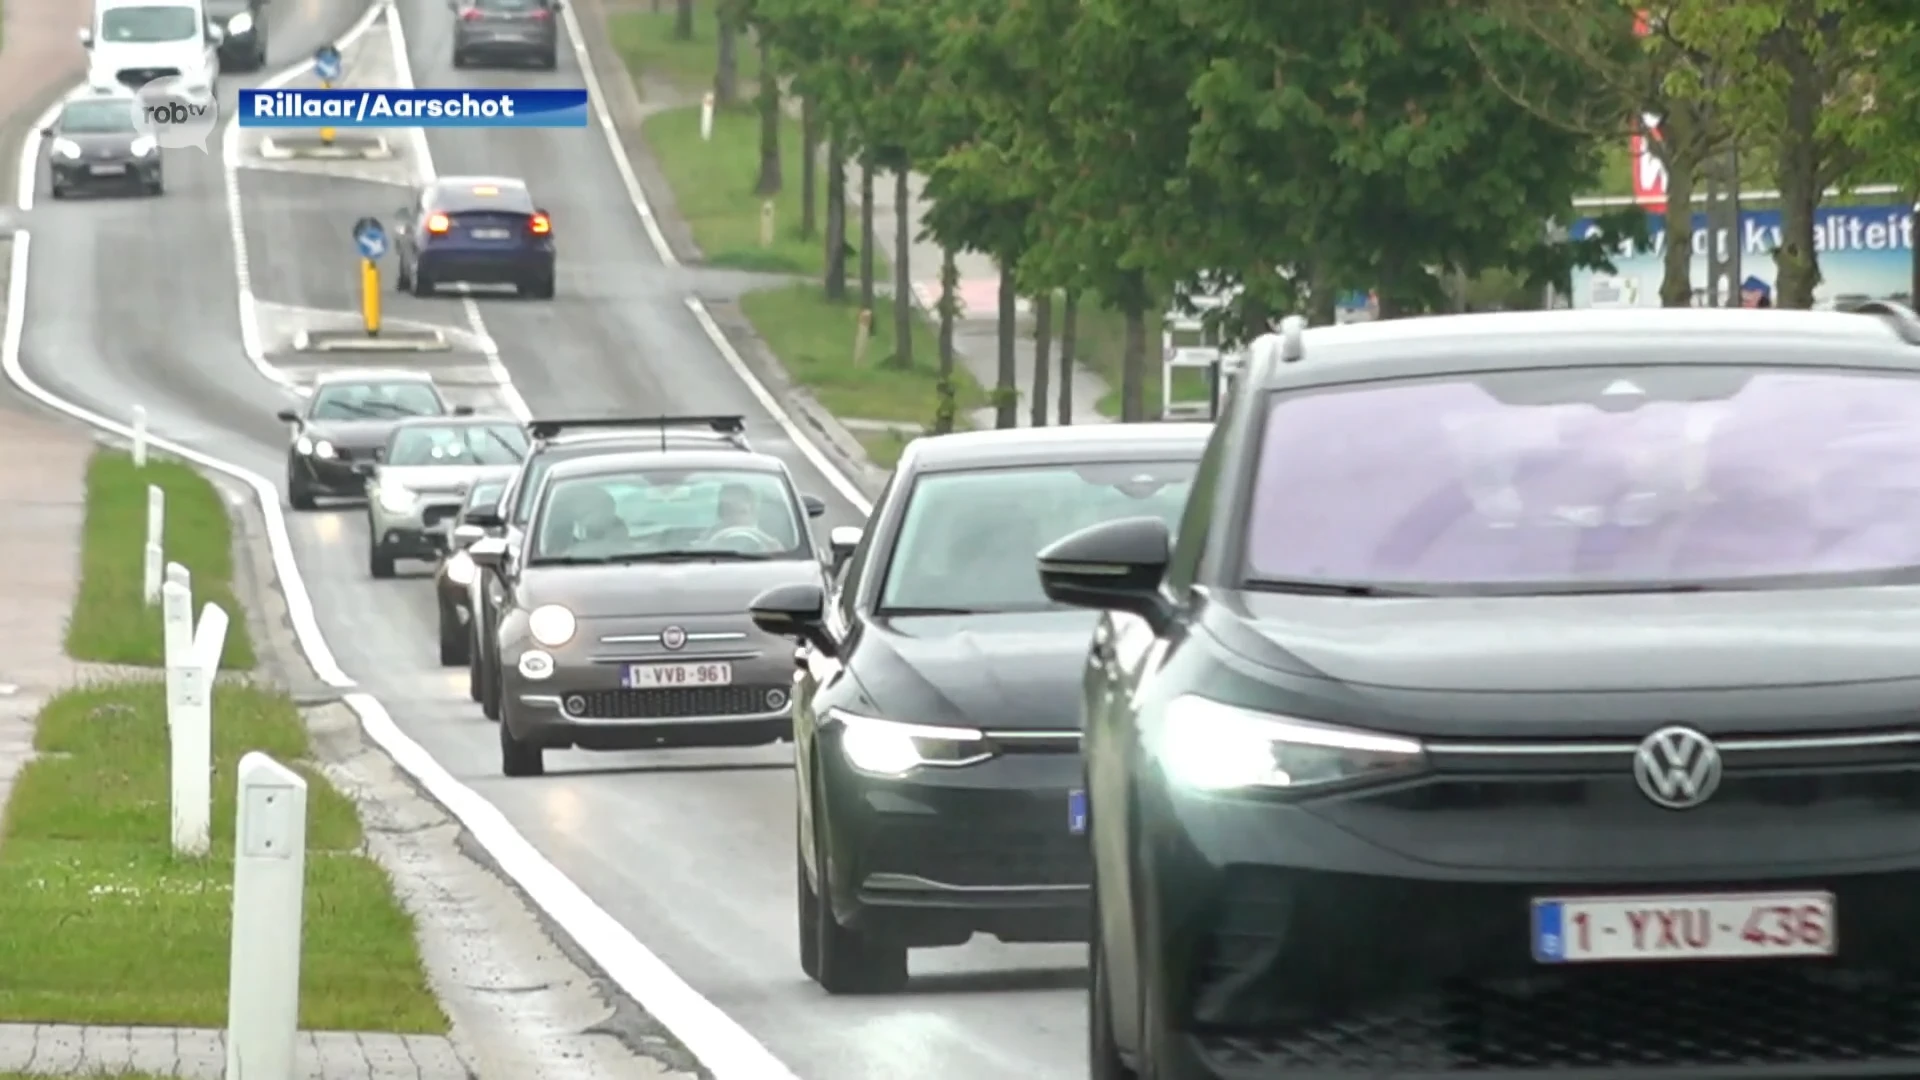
[
  {"left": 276, "top": 408, "right": 300, "bottom": 423},
  {"left": 828, "top": 525, "right": 861, "bottom": 571},
  {"left": 802, "top": 494, "right": 826, "bottom": 519},
  {"left": 40, "top": 126, "right": 55, "bottom": 138},
  {"left": 1038, "top": 517, "right": 1175, "bottom": 630},
  {"left": 464, "top": 508, "right": 504, "bottom": 529},
  {"left": 77, "top": 27, "right": 92, "bottom": 47},
  {"left": 451, "top": 523, "right": 486, "bottom": 546},
  {"left": 467, "top": 536, "right": 507, "bottom": 569},
  {"left": 749, "top": 582, "right": 836, "bottom": 656},
  {"left": 452, "top": 405, "right": 475, "bottom": 416}
]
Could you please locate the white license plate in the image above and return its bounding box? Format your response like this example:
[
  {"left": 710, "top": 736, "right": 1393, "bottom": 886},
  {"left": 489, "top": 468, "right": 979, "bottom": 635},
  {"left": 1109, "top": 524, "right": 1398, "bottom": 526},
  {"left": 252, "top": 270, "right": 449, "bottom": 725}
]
[
  {"left": 1532, "top": 891, "right": 1835, "bottom": 963},
  {"left": 89, "top": 164, "right": 126, "bottom": 175},
  {"left": 622, "top": 661, "right": 732, "bottom": 688},
  {"left": 470, "top": 228, "right": 511, "bottom": 239}
]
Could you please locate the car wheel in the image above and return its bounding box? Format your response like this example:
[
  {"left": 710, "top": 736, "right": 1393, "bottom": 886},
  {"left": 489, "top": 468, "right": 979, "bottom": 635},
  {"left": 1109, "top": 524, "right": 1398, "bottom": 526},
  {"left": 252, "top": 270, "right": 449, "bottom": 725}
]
[
  {"left": 808, "top": 780, "right": 909, "bottom": 993},
  {"left": 796, "top": 794, "right": 822, "bottom": 980},
  {"left": 452, "top": 49, "right": 467, "bottom": 69},
  {"left": 252, "top": 38, "right": 269, "bottom": 70},
  {"left": 49, "top": 184, "right": 66, "bottom": 200},
  {"left": 438, "top": 601, "right": 469, "bottom": 666},
  {"left": 145, "top": 176, "right": 164, "bottom": 196},
  {"left": 481, "top": 651, "right": 502, "bottom": 721},
  {"left": 368, "top": 536, "right": 396, "bottom": 579},
  {"left": 540, "top": 48, "right": 558, "bottom": 70},
  {"left": 286, "top": 464, "right": 317, "bottom": 511},
  {"left": 1089, "top": 885, "right": 1138, "bottom": 1080},
  {"left": 498, "top": 703, "right": 545, "bottom": 777},
  {"left": 410, "top": 266, "right": 435, "bottom": 298},
  {"left": 467, "top": 637, "right": 485, "bottom": 703}
]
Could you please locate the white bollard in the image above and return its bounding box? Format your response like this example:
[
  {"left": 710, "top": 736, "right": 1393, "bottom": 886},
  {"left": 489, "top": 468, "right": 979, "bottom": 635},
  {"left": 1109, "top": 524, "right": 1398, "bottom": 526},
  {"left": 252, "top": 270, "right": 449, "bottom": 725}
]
[
  {"left": 226, "top": 752, "right": 308, "bottom": 1080},
  {"left": 147, "top": 484, "right": 164, "bottom": 547},
  {"left": 700, "top": 91, "right": 715, "bottom": 141},
  {"left": 166, "top": 561, "right": 190, "bottom": 589},
  {"left": 160, "top": 578, "right": 192, "bottom": 675},
  {"left": 142, "top": 543, "right": 163, "bottom": 606},
  {"left": 131, "top": 405, "right": 147, "bottom": 467},
  {"left": 167, "top": 602, "right": 228, "bottom": 857},
  {"left": 143, "top": 485, "right": 164, "bottom": 605}
]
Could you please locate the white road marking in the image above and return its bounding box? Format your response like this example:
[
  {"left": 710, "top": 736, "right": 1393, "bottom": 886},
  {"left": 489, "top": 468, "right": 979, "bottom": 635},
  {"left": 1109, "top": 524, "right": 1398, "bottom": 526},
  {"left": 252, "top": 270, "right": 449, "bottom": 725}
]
[{"left": 5, "top": 11, "right": 797, "bottom": 1080}]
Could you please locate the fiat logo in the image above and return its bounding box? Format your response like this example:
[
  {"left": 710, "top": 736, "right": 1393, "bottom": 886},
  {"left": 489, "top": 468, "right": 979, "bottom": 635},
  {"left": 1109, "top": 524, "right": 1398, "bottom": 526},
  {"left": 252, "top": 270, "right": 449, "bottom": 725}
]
[{"left": 660, "top": 626, "right": 687, "bottom": 650}]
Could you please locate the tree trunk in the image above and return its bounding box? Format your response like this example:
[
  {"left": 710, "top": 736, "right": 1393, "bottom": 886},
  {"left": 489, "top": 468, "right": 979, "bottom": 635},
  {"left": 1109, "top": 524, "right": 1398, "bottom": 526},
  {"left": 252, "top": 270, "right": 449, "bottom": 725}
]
[
  {"left": 1029, "top": 293, "right": 1053, "bottom": 427},
  {"left": 1306, "top": 259, "right": 1339, "bottom": 325},
  {"left": 1772, "top": 43, "right": 1822, "bottom": 309},
  {"left": 714, "top": 12, "right": 738, "bottom": 107},
  {"left": 799, "top": 98, "right": 818, "bottom": 240},
  {"left": 1057, "top": 290, "right": 1078, "bottom": 425},
  {"left": 1657, "top": 114, "right": 1700, "bottom": 308},
  {"left": 1121, "top": 298, "right": 1147, "bottom": 422},
  {"left": 859, "top": 162, "right": 876, "bottom": 312},
  {"left": 824, "top": 135, "right": 847, "bottom": 300},
  {"left": 672, "top": 0, "right": 692, "bottom": 40},
  {"left": 891, "top": 169, "right": 913, "bottom": 368},
  {"left": 753, "top": 42, "right": 781, "bottom": 196},
  {"left": 935, "top": 247, "right": 958, "bottom": 434},
  {"left": 995, "top": 270, "right": 1019, "bottom": 428}
]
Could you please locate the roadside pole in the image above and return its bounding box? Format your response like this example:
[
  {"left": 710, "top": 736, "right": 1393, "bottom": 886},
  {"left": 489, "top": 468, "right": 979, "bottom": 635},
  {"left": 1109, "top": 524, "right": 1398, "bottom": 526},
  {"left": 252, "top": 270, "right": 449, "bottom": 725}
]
[
  {"left": 353, "top": 217, "right": 387, "bottom": 338},
  {"left": 167, "top": 601, "right": 228, "bottom": 857},
  {"left": 227, "top": 752, "right": 309, "bottom": 1080},
  {"left": 161, "top": 567, "right": 191, "bottom": 669},
  {"left": 143, "top": 484, "right": 164, "bottom": 605}
]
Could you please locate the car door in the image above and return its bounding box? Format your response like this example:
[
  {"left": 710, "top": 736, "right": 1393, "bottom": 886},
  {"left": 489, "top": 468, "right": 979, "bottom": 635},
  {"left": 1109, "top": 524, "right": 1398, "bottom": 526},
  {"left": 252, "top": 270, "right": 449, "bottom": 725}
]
[{"left": 794, "top": 516, "right": 878, "bottom": 882}]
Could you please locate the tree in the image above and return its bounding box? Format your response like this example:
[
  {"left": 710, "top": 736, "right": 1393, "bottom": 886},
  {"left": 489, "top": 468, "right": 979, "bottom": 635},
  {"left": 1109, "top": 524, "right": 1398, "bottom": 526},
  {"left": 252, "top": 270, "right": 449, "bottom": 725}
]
[
  {"left": 1852, "top": 0, "right": 1920, "bottom": 299},
  {"left": 714, "top": 5, "right": 740, "bottom": 107},
  {"left": 754, "top": 37, "right": 781, "bottom": 195},
  {"left": 673, "top": 0, "right": 692, "bottom": 41},
  {"left": 1029, "top": 294, "right": 1053, "bottom": 427},
  {"left": 799, "top": 97, "right": 819, "bottom": 239}
]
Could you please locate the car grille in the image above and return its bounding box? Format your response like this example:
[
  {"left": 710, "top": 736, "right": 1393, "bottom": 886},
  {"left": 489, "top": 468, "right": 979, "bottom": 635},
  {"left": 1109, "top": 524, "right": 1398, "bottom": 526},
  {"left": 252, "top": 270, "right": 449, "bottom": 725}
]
[
  {"left": 1380, "top": 771, "right": 1920, "bottom": 813},
  {"left": 115, "top": 67, "right": 179, "bottom": 90},
  {"left": 865, "top": 812, "right": 1088, "bottom": 888},
  {"left": 560, "top": 684, "right": 785, "bottom": 720}
]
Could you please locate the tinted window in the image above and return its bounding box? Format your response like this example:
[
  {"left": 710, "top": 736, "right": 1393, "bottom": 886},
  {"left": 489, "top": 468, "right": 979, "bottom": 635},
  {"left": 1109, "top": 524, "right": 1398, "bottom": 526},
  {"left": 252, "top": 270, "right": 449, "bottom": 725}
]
[
  {"left": 387, "top": 423, "right": 526, "bottom": 466},
  {"left": 880, "top": 461, "right": 1196, "bottom": 613},
  {"left": 430, "top": 181, "right": 535, "bottom": 214},
  {"left": 100, "top": 5, "right": 198, "bottom": 41},
  {"left": 1244, "top": 366, "right": 1920, "bottom": 592},
  {"left": 61, "top": 100, "right": 136, "bottom": 134},
  {"left": 529, "top": 469, "right": 805, "bottom": 563},
  {"left": 309, "top": 381, "right": 445, "bottom": 421}
]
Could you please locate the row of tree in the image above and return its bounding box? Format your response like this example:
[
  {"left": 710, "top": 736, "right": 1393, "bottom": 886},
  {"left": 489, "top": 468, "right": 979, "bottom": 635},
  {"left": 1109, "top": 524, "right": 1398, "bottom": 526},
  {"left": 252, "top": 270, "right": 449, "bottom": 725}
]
[{"left": 671, "top": 0, "right": 1920, "bottom": 425}]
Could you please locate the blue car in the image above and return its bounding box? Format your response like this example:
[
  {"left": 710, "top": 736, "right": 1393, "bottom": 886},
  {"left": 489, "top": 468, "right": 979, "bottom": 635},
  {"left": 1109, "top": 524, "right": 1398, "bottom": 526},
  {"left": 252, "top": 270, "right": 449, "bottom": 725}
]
[{"left": 394, "top": 176, "right": 556, "bottom": 299}]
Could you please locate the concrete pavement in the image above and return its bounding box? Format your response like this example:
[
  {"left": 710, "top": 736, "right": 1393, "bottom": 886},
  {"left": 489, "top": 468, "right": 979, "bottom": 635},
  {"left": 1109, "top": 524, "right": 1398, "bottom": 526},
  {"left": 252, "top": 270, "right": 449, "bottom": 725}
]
[{"left": 0, "top": 1023, "right": 468, "bottom": 1079}]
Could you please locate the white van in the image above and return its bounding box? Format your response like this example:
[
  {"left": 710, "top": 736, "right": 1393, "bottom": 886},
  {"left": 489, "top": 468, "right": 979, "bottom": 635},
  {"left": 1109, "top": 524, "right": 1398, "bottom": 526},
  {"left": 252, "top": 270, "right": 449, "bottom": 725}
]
[{"left": 81, "top": 0, "right": 222, "bottom": 96}]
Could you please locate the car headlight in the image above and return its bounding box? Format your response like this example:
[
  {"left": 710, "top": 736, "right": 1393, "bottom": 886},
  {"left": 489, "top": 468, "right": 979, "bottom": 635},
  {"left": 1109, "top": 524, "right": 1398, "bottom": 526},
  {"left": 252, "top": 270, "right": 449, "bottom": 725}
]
[
  {"left": 312, "top": 439, "right": 336, "bottom": 459},
  {"left": 526, "top": 604, "right": 576, "bottom": 647},
  {"left": 226, "top": 11, "right": 252, "bottom": 34},
  {"left": 1154, "top": 695, "right": 1426, "bottom": 792},
  {"left": 51, "top": 138, "right": 80, "bottom": 160},
  {"left": 445, "top": 550, "right": 475, "bottom": 586},
  {"left": 130, "top": 135, "right": 157, "bottom": 157},
  {"left": 828, "top": 709, "right": 992, "bottom": 777},
  {"left": 376, "top": 485, "right": 416, "bottom": 514}
]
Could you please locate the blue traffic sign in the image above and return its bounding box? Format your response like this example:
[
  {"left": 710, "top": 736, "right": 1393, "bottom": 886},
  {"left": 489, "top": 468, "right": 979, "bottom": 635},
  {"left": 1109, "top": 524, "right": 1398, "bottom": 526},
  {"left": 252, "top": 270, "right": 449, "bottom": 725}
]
[
  {"left": 313, "top": 45, "right": 342, "bottom": 82},
  {"left": 353, "top": 216, "right": 387, "bottom": 260}
]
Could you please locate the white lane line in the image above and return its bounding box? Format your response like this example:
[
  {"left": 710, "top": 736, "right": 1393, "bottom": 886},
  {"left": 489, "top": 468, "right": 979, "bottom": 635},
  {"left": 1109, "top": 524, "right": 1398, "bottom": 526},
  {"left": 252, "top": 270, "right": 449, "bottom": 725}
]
[
  {"left": 383, "top": 5, "right": 530, "bottom": 423},
  {"left": 553, "top": 0, "right": 872, "bottom": 513},
  {"left": 2, "top": 11, "right": 795, "bottom": 1080}
]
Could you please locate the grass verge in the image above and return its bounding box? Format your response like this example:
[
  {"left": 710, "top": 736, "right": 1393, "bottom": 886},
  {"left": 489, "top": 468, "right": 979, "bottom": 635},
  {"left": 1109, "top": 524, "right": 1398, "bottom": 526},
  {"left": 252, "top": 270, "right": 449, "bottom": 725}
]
[
  {"left": 0, "top": 680, "right": 446, "bottom": 1032},
  {"left": 608, "top": 7, "right": 760, "bottom": 98},
  {"left": 640, "top": 104, "right": 828, "bottom": 274},
  {"left": 67, "top": 451, "right": 256, "bottom": 670}
]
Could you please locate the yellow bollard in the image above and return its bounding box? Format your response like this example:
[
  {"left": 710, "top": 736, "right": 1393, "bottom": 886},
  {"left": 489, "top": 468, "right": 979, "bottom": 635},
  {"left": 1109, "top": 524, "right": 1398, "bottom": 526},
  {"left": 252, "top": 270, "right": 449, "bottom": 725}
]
[
  {"left": 319, "top": 78, "right": 335, "bottom": 145},
  {"left": 361, "top": 257, "right": 380, "bottom": 336}
]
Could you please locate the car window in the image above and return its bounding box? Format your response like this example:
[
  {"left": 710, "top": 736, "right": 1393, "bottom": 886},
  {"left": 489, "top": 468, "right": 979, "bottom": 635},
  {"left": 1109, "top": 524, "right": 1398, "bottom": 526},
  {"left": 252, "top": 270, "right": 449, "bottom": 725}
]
[
  {"left": 879, "top": 461, "right": 1197, "bottom": 614},
  {"left": 61, "top": 100, "right": 136, "bottom": 134},
  {"left": 529, "top": 469, "right": 805, "bottom": 563},
  {"left": 474, "top": 0, "right": 545, "bottom": 12},
  {"left": 432, "top": 181, "right": 536, "bottom": 214},
  {"left": 386, "top": 423, "right": 527, "bottom": 466},
  {"left": 464, "top": 479, "right": 506, "bottom": 510},
  {"left": 1243, "top": 365, "right": 1920, "bottom": 593},
  {"left": 308, "top": 381, "right": 445, "bottom": 421},
  {"left": 100, "top": 5, "right": 198, "bottom": 41}
]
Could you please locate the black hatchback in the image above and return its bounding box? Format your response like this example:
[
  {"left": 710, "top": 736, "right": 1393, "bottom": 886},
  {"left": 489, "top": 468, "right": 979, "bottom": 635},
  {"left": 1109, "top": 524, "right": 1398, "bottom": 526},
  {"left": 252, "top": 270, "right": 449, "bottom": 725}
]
[
  {"left": 45, "top": 90, "right": 162, "bottom": 198},
  {"left": 1046, "top": 305, "right": 1920, "bottom": 1080},
  {"left": 450, "top": 0, "right": 560, "bottom": 69}
]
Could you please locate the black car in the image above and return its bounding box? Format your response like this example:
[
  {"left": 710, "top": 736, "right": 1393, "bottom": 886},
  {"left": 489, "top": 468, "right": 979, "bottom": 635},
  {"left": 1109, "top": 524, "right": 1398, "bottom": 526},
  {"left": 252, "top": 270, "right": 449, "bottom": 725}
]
[
  {"left": 746, "top": 424, "right": 1209, "bottom": 994},
  {"left": 451, "top": 0, "right": 560, "bottom": 69},
  {"left": 44, "top": 89, "right": 162, "bottom": 198},
  {"left": 393, "top": 176, "right": 556, "bottom": 299},
  {"left": 207, "top": 0, "right": 266, "bottom": 70},
  {"left": 435, "top": 478, "right": 509, "bottom": 666},
  {"left": 463, "top": 416, "right": 753, "bottom": 713},
  {"left": 1043, "top": 304, "right": 1920, "bottom": 1079},
  {"left": 278, "top": 369, "right": 471, "bottom": 510}
]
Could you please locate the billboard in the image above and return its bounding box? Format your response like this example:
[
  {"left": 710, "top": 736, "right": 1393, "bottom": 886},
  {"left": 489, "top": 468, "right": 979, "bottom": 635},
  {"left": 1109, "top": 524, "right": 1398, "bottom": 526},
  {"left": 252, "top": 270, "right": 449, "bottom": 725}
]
[{"left": 1568, "top": 205, "right": 1914, "bottom": 308}]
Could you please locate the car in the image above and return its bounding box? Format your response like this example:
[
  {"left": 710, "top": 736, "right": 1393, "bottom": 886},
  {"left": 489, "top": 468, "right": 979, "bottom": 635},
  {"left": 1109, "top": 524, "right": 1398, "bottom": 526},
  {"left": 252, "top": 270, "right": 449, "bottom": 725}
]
[
  {"left": 434, "top": 478, "right": 510, "bottom": 666},
  {"left": 44, "top": 86, "right": 162, "bottom": 198},
  {"left": 206, "top": 0, "right": 265, "bottom": 70},
  {"left": 82, "top": 0, "right": 220, "bottom": 95},
  {"left": 466, "top": 448, "right": 833, "bottom": 777},
  {"left": 393, "top": 177, "right": 556, "bottom": 300},
  {"left": 363, "top": 415, "right": 528, "bottom": 579},
  {"left": 462, "top": 415, "right": 754, "bottom": 713},
  {"left": 744, "top": 424, "right": 1209, "bottom": 994},
  {"left": 279, "top": 369, "right": 471, "bottom": 510},
  {"left": 1043, "top": 304, "right": 1920, "bottom": 1080},
  {"left": 450, "top": 0, "right": 560, "bottom": 70}
]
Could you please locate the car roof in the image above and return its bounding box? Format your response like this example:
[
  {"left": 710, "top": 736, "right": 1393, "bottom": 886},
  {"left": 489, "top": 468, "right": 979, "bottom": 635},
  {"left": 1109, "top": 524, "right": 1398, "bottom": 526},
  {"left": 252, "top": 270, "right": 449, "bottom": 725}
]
[
  {"left": 539, "top": 427, "right": 743, "bottom": 448},
  {"left": 901, "top": 422, "right": 1214, "bottom": 474},
  {"left": 389, "top": 413, "right": 519, "bottom": 427},
  {"left": 539, "top": 449, "right": 788, "bottom": 483},
  {"left": 312, "top": 368, "right": 439, "bottom": 386},
  {"left": 429, "top": 177, "right": 533, "bottom": 213},
  {"left": 1251, "top": 307, "right": 1920, "bottom": 392}
]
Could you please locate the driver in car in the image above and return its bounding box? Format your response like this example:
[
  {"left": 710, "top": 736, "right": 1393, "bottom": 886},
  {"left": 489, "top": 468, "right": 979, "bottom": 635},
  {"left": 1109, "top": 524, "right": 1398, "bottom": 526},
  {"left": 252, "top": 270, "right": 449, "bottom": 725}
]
[{"left": 549, "top": 485, "right": 630, "bottom": 559}]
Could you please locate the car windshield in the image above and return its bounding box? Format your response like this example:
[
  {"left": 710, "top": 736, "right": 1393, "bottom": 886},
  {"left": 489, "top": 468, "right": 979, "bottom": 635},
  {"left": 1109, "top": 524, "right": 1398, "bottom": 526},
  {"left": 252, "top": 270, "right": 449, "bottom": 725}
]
[
  {"left": 880, "top": 461, "right": 1197, "bottom": 614},
  {"left": 61, "top": 100, "right": 136, "bottom": 134},
  {"left": 386, "top": 423, "right": 526, "bottom": 466},
  {"left": 100, "top": 5, "right": 198, "bottom": 41},
  {"left": 529, "top": 468, "right": 806, "bottom": 563},
  {"left": 464, "top": 479, "right": 505, "bottom": 510},
  {"left": 309, "top": 382, "right": 445, "bottom": 421},
  {"left": 1245, "top": 365, "right": 1920, "bottom": 594}
]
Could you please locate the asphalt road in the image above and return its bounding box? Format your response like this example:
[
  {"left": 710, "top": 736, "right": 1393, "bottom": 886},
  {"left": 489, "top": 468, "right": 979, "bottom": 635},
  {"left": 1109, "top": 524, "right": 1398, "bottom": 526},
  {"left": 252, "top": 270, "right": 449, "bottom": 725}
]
[{"left": 16, "top": 1, "right": 1087, "bottom": 1076}]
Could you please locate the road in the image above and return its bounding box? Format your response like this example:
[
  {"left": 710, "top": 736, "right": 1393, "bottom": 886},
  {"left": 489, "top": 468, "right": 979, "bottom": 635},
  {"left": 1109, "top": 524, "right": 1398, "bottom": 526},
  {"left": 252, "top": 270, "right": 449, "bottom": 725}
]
[{"left": 12, "top": 0, "right": 1087, "bottom": 1076}]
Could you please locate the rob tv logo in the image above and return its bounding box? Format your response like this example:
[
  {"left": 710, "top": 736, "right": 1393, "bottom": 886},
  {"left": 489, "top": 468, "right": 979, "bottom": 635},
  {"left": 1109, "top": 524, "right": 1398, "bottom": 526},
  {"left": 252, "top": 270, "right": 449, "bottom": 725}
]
[{"left": 130, "top": 76, "right": 219, "bottom": 152}]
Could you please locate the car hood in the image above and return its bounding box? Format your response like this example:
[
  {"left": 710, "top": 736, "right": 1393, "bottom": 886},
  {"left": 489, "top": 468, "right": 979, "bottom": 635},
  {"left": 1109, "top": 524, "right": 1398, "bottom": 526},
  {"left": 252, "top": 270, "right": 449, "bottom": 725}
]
[
  {"left": 303, "top": 419, "right": 405, "bottom": 450},
  {"left": 519, "top": 558, "right": 825, "bottom": 617},
  {"left": 376, "top": 463, "right": 519, "bottom": 495},
  {"left": 64, "top": 132, "right": 138, "bottom": 153},
  {"left": 91, "top": 40, "right": 209, "bottom": 74},
  {"left": 855, "top": 610, "right": 1097, "bottom": 730}
]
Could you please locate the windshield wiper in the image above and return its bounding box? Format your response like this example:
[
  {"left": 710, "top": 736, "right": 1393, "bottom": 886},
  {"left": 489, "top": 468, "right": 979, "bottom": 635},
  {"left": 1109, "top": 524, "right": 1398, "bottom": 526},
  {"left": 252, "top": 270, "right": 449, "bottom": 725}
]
[
  {"left": 879, "top": 605, "right": 983, "bottom": 616},
  {"left": 612, "top": 549, "right": 774, "bottom": 562},
  {"left": 1244, "top": 578, "right": 1429, "bottom": 597}
]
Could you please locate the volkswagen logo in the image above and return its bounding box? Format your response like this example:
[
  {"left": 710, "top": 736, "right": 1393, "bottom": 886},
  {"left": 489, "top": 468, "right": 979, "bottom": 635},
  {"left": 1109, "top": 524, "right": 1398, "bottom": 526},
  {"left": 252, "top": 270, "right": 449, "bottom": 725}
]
[
  {"left": 1633, "top": 726, "right": 1723, "bottom": 810},
  {"left": 660, "top": 626, "right": 687, "bottom": 650}
]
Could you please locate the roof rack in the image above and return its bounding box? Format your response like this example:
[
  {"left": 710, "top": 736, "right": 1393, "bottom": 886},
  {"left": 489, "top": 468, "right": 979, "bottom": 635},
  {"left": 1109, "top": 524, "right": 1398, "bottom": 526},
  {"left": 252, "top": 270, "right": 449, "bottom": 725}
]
[
  {"left": 1842, "top": 299, "right": 1920, "bottom": 345},
  {"left": 527, "top": 415, "right": 748, "bottom": 440}
]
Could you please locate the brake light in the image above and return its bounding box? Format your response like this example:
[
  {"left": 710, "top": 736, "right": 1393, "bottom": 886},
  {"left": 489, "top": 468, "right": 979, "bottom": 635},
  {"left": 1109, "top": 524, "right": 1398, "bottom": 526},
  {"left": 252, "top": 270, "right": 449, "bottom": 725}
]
[
  {"left": 529, "top": 212, "right": 551, "bottom": 235},
  {"left": 529, "top": 8, "right": 550, "bottom": 18},
  {"left": 460, "top": 7, "right": 485, "bottom": 17},
  {"left": 426, "top": 213, "right": 451, "bottom": 234}
]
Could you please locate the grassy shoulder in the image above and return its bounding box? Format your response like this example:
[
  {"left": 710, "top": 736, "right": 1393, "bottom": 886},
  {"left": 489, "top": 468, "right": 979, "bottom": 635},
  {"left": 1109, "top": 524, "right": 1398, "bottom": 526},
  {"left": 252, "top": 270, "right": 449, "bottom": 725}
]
[
  {"left": 608, "top": 7, "right": 759, "bottom": 98},
  {"left": 0, "top": 680, "right": 446, "bottom": 1033},
  {"left": 640, "top": 103, "right": 825, "bottom": 274},
  {"left": 67, "top": 451, "right": 257, "bottom": 670}
]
